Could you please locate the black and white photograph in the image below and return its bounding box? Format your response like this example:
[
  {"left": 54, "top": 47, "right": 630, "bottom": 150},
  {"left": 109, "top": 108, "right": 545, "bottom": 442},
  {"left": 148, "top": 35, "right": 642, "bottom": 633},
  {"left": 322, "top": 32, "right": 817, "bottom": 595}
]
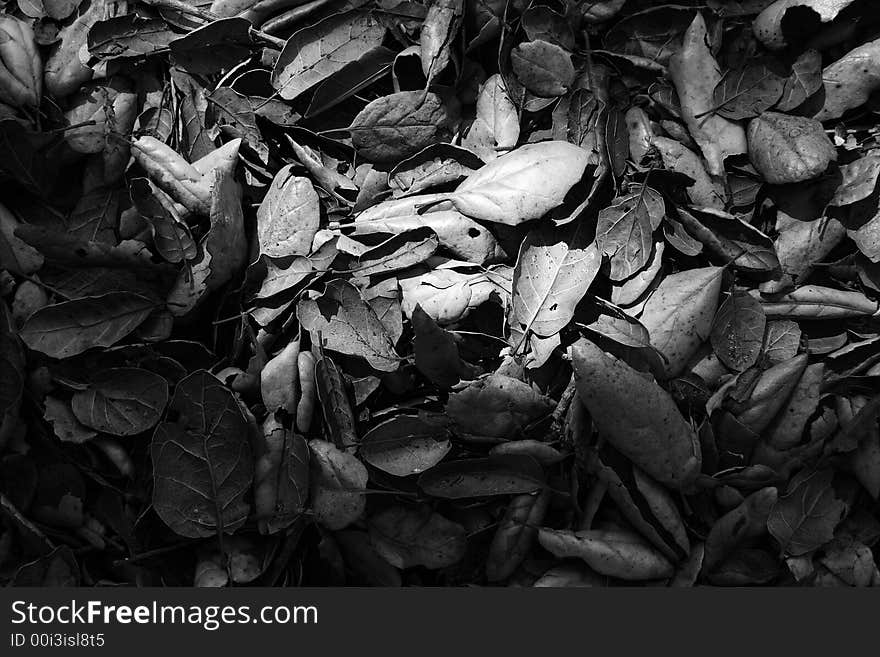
[{"left": 1, "top": 0, "right": 879, "bottom": 621}]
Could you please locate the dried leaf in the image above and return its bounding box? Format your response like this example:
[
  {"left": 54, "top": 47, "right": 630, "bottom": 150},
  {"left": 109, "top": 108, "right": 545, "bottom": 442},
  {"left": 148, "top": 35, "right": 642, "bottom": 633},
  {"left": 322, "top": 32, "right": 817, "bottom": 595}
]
[
  {"left": 486, "top": 491, "right": 550, "bottom": 581},
  {"left": 257, "top": 165, "right": 320, "bottom": 258},
  {"left": 571, "top": 338, "right": 701, "bottom": 489},
  {"left": 309, "top": 438, "right": 368, "bottom": 530},
  {"left": 151, "top": 371, "right": 253, "bottom": 538},
  {"left": 420, "top": 0, "right": 464, "bottom": 82},
  {"left": 446, "top": 373, "right": 553, "bottom": 441},
  {"left": 447, "top": 141, "right": 593, "bottom": 225},
  {"left": 767, "top": 468, "right": 847, "bottom": 556},
  {"left": 360, "top": 415, "right": 451, "bottom": 476},
  {"left": 369, "top": 505, "right": 466, "bottom": 568},
  {"left": 349, "top": 91, "right": 457, "bottom": 163},
  {"left": 272, "top": 11, "right": 386, "bottom": 101},
  {"left": 509, "top": 225, "right": 600, "bottom": 348},
  {"left": 20, "top": 292, "right": 157, "bottom": 359},
  {"left": 71, "top": 367, "right": 168, "bottom": 436},
  {"left": 298, "top": 279, "right": 400, "bottom": 372},
  {"left": 596, "top": 186, "right": 664, "bottom": 281},
  {"left": 418, "top": 455, "right": 545, "bottom": 498},
  {"left": 668, "top": 14, "right": 748, "bottom": 176},
  {"left": 710, "top": 292, "right": 767, "bottom": 371},
  {"left": 510, "top": 40, "right": 574, "bottom": 98},
  {"left": 638, "top": 267, "right": 723, "bottom": 378},
  {"left": 538, "top": 526, "right": 675, "bottom": 580},
  {"left": 713, "top": 62, "right": 785, "bottom": 120}
]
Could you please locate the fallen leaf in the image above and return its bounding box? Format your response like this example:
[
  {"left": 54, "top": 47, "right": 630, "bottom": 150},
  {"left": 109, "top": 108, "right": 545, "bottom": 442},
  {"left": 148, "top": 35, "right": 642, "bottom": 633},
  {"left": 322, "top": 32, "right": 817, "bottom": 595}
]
[
  {"left": 571, "top": 338, "right": 702, "bottom": 489},
  {"left": 509, "top": 225, "right": 600, "bottom": 348},
  {"left": 447, "top": 141, "right": 593, "bottom": 225},
  {"left": 272, "top": 11, "right": 386, "bottom": 101},
  {"left": 538, "top": 526, "right": 675, "bottom": 580},
  {"left": 71, "top": 367, "right": 168, "bottom": 436},
  {"left": 309, "top": 438, "right": 368, "bottom": 530},
  {"left": 298, "top": 279, "right": 400, "bottom": 372},
  {"left": 359, "top": 415, "right": 451, "bottom": 476},
  {"left": 767, "top": 468, "right": 847, "bottom": 556},
  {"left": 151, "top": 371, "right": 253, "bottom": 538},
  {"left": 668, "top": 14, "right": 748, "bottom": 176},
  {"left": 19, "top": 293, "right": 157, "bottom": 359},
  {"left": 638, "top": 267, "right": 723, "bottom": 378},
  {"left": 418, "top": 455, "right": 545, "bottom": 498},
  {"left": 349, "top": 91, "right": 458, "bottom": 163},
  {"left": 369, "top": 505, "right": 466, "bottom": 568}
]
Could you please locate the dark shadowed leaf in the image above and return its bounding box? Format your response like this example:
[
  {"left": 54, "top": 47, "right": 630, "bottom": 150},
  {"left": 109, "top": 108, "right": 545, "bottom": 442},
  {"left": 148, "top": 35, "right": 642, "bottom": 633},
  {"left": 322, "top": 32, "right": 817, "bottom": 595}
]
[
  {"left": 170, "top": 18, "right": 252, "bottom": 75},
  {"left": 19, "top": 293, "right": 157, "bottom": 359},
  {"left": 412, "top": 305, "right": 473, "bottom": 387},
  {"left": 767, "top": 468, "right": 847, "bottom": 556},
  {"left": 360, "top": 414, "right": 451, "bottom": 476},
  {"left": 486, "top": 490, "right": 551, "bottom": 581},
  {"left": 710, "top": 291, "right": 767, "bottom": 371},
  {"left": 11, "top": 546, "right": 80, "bottom": 586},
  {"left": 151, "top": 371, "right": 253, "bottom": 538},
  {"left": 309, "top": 438, "right": 367, "bottom": 530},
  {"left": 130, "top": 178, "right": 198, "bottom": 264},
  {"left": 510, "top": 40, "right": 574, "bottom": 98},
  {"left": 778, "top": 49, "right": 823, "bottom": 111},
  {"left": 369, "top": 505, "right": 466, "bottom": 569},
  {"left": 207, "top": 88, "right": 269, "bottom": 163},
  {"left": 88, "top": 15, "right": 175, "bottom": 60},
  {"left": 596, "top": 186, "right": 664, "bottom": 281},
  {"left": 349, "top": 91, "right": 458, "bottom": 164},
  {"left": 713, "top": 63, "right": 785, "bottom": 120},
  {"left": 418, "top": 455, "right": 545, "bottom": 498},
  {"left": 71, "top": 367, "right": 168, "bottom": 436},
  {"left": 354, "top": 227, "right": 439, "bottom": 277}
]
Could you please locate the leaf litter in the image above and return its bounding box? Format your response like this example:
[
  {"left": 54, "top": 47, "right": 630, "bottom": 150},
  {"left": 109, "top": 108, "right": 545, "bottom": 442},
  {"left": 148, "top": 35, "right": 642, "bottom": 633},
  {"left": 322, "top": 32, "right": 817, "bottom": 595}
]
[{"left": 1, "top": 0, "right": 880, "bottom": 588}]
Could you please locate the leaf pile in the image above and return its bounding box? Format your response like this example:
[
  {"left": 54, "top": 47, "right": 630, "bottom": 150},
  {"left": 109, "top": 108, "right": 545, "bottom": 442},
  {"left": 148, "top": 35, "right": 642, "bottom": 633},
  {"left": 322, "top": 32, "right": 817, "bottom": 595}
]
[{"left": 2, "top": 0, "right": 880, "bottom": 588}]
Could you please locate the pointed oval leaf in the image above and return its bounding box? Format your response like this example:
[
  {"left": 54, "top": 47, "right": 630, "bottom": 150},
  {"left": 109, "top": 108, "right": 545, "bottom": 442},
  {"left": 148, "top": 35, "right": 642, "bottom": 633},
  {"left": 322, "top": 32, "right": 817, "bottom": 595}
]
[
  {"left": 272, "top": 11, "right": 387, "bottom": 101},
  {"left": 486, "top": 490, "right": 551, "bottom": 581},
  {"left": 151, "top": 371, "right": 253, "bottom": 538},
  {"left": 509, "top": 226, "right": 601, "bottom": 347},
  {"left": 19, "top": 292, "right": 157, "bottom": 359},
  {"left": 298, "top": 279, "right": 400, "bottom": 372},
  {"left": 448, "top": 141, "right": 592, "bottom": 225},
  {"left": 418, "top": 455, "right": 544, "bottom": 498},
  {"left": 713, "top": 62, "right": 785, "bottom": 120},
  {"left": 309, "top": 439, "right": 368, "bottom": 530},
  {"left": 710, "top": 291, "right": 767, "bottom": 371},
  {"left": 510, "top": 39, "right": 575, "bottom": 97},
  {"left": 571, "top": 339, "right": 701, "bottom": 489},
  {"left": 369, "top": 505, "right": 466, "bottom": 569},
  {"left": 71, "top": 367, "right": 168, "bottom": 436},
  {"left": 767, "top": 468, "right": 847, "bottom": 557},
  {"left": 349, "top": 91, "right": 457, "bottom": 164},
  {"left": 596, "top": 186, "right": 664, "bottom": 281},
  {"left": 538, "top": 526, "right": 675, "bottom": 580},
  {"left": 360, "top": 415, "right": 451, "bottom": 477},
  {"left": 638, "top": 266, "right": 723, "bottom": 378},
  {"left": 258, "top": 165, "right": 320, "bottom": 258}
]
